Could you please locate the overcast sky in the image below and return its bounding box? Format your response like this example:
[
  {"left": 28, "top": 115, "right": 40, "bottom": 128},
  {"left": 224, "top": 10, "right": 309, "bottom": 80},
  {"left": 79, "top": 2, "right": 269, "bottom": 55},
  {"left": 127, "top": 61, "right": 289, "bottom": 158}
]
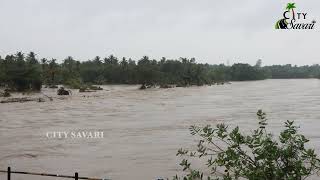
[{"left": 0, "top": 0, "right": 319, "bottom": 65}]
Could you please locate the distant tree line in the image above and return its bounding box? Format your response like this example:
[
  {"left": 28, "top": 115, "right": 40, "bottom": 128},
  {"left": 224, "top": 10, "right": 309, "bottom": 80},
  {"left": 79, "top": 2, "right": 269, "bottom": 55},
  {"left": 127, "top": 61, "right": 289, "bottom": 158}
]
[{"left": 0, "top": 52, "right": 319, "bottom": 91}]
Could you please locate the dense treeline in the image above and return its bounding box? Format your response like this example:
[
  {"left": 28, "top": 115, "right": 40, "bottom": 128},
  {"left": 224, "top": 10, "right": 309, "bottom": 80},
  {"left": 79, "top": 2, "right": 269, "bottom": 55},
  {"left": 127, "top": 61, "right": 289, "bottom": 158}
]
[
  {"left": 0, "top": 52, "right": 42, "bottom": 91},
  {"left": 264, "top": 64, "right": 320, "bottom": 79},
  {"left": 0, "top": 52, "right": 319, "bottom": 91}
]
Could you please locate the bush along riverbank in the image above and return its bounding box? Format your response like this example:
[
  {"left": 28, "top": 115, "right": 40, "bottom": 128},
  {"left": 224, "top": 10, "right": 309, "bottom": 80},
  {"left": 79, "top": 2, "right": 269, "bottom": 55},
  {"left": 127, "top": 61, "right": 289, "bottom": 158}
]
[{"left": 174, "top": 110, "right": 320, "bottom": 180}]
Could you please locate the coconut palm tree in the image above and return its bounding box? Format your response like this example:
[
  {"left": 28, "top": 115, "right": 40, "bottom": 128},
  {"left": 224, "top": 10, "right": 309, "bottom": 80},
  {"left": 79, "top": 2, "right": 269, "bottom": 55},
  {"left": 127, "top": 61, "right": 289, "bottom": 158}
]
[
  {"left": 286, "top": 3, "right": 296, "bottom": 20},
  {"left": 48, "top": 59, "right": 57, "bottom": 85}
]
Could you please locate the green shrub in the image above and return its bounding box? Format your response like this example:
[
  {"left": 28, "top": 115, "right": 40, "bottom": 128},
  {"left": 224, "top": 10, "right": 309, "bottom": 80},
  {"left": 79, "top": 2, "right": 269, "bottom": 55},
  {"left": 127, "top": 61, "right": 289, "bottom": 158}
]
[
  {"left": 175, "top": 110, "right": 320, "bottom": 180},
  {"left": 64, "top": 78, "right": 82, "bottom": 89}
]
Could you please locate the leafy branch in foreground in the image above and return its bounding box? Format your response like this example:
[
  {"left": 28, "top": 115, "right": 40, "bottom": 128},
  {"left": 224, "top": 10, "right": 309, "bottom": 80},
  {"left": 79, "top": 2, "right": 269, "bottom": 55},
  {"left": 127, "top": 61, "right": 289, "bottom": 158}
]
[{"left": 174, "top": 110, "right": 320, "bottom": 180}]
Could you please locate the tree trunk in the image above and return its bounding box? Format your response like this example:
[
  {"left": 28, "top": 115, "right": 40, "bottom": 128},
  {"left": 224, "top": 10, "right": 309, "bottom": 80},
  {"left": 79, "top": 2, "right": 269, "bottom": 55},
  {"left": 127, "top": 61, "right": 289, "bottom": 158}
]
[{"left": 292, "top": 9, "right": 295, "bottom": 20}]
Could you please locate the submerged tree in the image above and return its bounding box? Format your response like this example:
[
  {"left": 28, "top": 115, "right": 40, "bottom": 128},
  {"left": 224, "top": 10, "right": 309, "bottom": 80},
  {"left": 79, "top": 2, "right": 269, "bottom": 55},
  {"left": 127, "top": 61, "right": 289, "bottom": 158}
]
[{"left": 175, "top": 110, "right": 320, "bottom": 180}]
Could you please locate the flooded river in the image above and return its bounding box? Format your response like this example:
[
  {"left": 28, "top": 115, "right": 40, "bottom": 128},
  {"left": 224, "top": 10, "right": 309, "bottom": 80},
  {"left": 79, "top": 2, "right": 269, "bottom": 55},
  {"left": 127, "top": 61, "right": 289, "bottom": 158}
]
[{"left": 1, "top": 79, "right": 320, "bottom": 180}]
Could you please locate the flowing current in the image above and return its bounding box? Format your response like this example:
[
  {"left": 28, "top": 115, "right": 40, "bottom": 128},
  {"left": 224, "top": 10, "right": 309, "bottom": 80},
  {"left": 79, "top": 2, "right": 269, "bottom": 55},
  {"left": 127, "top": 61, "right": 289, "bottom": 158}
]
[{"left": 1, "top": 79, "right": 320, "bottom": 180}]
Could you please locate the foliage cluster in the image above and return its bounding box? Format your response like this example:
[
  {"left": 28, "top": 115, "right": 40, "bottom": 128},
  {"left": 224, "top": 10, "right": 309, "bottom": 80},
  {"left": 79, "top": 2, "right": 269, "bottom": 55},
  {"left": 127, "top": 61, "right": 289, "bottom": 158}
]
[
  {"left": 1, "top": 52, "right": 320, "bottom": 91},
  {"left": 175, "top": 110, "right": 320, "bottom": 180}
]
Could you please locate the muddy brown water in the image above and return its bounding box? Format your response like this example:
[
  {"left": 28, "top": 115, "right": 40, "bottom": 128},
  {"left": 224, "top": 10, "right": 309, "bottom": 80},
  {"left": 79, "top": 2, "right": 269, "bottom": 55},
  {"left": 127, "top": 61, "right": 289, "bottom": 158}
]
[{"left": 1, "top": 79, "right": 320, "bottom": 180}]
